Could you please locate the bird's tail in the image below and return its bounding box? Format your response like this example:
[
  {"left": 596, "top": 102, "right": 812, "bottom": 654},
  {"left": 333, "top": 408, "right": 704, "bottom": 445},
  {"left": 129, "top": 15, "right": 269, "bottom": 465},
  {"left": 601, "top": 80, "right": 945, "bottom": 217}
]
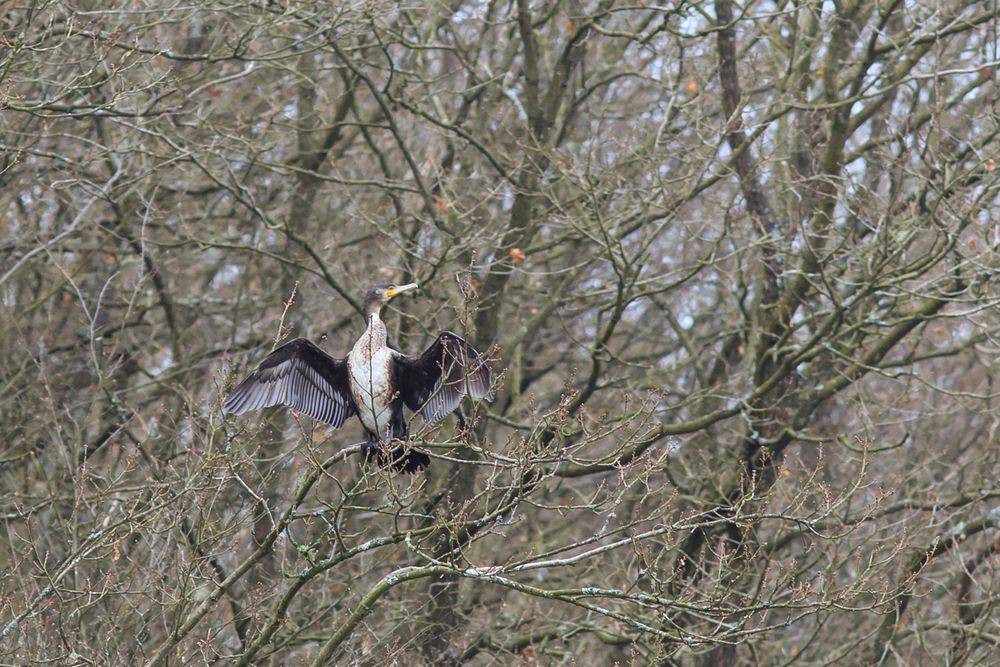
[{"left": 362, "top": 440, "right": 430, "bottom": 473}]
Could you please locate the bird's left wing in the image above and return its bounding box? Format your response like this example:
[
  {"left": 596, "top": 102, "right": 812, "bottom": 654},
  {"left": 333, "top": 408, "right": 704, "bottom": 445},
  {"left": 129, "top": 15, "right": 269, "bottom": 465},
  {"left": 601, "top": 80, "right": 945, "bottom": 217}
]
[
  {"left": 392, "top": 331, "right": 493, "bottom": 426},
  {"left": 224, "top": 338, "right": 356, "bottom": 428}
]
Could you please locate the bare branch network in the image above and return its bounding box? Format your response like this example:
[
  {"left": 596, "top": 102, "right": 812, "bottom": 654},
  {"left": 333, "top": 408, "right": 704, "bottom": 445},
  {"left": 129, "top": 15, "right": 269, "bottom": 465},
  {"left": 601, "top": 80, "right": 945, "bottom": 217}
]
[{"left": 2, "top": 0, "right": 1000, "bottom": 665}]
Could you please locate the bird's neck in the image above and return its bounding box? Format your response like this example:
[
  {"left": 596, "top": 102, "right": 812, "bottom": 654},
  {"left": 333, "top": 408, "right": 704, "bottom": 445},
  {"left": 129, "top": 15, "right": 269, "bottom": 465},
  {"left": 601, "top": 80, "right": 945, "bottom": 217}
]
[{"left": 360, "top": 310, "right": 388, "bottom": 352}]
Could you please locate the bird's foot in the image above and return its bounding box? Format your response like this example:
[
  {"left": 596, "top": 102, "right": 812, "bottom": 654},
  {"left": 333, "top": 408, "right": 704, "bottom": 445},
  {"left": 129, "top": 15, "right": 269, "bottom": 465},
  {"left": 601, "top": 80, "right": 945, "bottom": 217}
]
[{"left": 362, "top": 439, "right": 430, "bottom": 473}]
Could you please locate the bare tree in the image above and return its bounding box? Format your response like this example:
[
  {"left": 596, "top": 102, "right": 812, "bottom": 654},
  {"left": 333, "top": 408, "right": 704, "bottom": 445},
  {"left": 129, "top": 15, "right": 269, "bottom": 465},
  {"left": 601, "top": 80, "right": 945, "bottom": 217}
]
[{"left": 3, "top": 0, "right": 1000, "bottom": 665}]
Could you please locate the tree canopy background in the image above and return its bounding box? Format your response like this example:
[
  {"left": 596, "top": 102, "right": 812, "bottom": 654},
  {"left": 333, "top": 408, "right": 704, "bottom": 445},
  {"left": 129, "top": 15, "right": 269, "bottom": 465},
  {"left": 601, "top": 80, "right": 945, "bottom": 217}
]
[{"left": 3, "top": 1, "right": 1000, "bottom": 664}]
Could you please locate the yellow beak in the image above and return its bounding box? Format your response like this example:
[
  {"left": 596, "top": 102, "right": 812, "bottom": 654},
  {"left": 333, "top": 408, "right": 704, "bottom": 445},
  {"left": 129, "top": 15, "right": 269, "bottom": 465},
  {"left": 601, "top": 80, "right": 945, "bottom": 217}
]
[{"left": 386, "top": 283, "right": 418, "bottom": 299}]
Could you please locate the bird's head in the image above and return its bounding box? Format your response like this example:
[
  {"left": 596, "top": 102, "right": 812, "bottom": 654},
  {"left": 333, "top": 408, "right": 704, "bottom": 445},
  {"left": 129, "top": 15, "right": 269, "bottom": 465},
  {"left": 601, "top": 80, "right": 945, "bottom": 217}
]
[{"left": 363, "top": 282, "right": 418, "bottom": 318}]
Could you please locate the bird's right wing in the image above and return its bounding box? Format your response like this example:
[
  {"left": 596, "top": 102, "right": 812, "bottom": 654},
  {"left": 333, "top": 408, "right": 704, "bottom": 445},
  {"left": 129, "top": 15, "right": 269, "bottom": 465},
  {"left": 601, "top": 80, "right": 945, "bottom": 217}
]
[{"left": 223, "top": 338, "right": 356, "bottom": 428}]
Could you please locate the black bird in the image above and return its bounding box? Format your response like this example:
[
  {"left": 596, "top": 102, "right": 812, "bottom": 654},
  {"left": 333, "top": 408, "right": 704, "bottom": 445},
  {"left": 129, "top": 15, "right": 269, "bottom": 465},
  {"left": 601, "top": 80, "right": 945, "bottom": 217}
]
[{"left": 223, "top": 283, "right": 493, "bottom": 472}]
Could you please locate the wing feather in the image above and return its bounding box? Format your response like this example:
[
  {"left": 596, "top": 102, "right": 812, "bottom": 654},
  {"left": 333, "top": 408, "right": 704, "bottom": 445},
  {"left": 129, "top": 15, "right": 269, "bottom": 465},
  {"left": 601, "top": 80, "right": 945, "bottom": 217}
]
[
  {"left": 224, "top": 338, "right": 356, "bottom": 428},
  {"left": 393, "top": 331, "right": 493, "bottom": 426}
]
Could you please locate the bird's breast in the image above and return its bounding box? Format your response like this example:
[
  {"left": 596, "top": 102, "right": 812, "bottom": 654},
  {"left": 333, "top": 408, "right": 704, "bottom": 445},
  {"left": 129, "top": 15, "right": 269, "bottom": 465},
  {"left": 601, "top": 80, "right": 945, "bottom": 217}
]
[{"left": 347, "top": 344, "right": 396, "bottom": 440}]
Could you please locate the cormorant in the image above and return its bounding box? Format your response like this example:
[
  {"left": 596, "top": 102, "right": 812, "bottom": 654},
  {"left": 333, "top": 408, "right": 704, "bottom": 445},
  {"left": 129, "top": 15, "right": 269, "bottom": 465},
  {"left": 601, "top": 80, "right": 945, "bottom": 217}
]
[{"left": 223, "top": 283, "right": 493, "bottom": 472}]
